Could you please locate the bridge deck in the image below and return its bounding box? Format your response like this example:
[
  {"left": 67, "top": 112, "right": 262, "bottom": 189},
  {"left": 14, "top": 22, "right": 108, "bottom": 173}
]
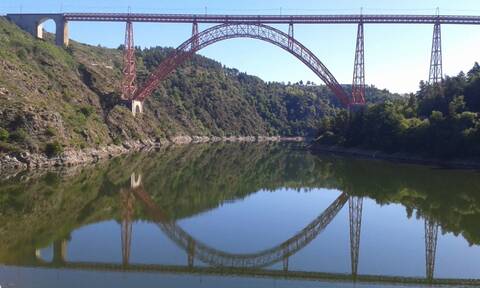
[
  {"left": 7, "top": 13, "right": 480, "bottom": 25},
  {"left": 4, "top": 262, "right": 480, "bottom": 287}
]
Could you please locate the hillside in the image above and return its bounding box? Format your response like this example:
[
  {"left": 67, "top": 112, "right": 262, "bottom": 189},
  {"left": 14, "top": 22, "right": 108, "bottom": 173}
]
[
  {"left": 0, "top": 16, "right": 399, "bottom": 158},
  {"left": 314, "top": 64, "right": 480, "bottom": 159}
]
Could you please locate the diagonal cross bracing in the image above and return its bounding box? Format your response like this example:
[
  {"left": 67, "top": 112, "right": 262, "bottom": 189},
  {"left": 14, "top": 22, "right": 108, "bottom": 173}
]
[{"left": 133, "top": 23, "right": 351, "bottom": 106}]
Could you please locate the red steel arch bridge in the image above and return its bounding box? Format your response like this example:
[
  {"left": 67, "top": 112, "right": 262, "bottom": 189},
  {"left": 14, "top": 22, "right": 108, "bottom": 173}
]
[{"left": 7, "top": 12, "right": 480, "bottom": 114}]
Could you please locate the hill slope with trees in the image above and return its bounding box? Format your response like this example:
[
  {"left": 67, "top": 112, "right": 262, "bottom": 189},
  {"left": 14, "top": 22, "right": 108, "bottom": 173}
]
[
  {"left": 0, "top": 16, "right": 399, "bottom": 159},
  {"left": 315, "top": 64, "right": 480, "bottom": 159}
]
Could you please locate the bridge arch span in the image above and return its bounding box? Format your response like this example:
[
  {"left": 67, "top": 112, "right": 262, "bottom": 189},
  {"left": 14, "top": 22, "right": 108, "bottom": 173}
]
[
  {"left": 134, "top": 23, "right": 351, "bottom": 106},
  {"left": 35, "top": 17, "right": 59, "bottom": 40},
  {"left": 133, "top": 186, "right": 348, "bottom": 268},
  {"left": 6, "top": 14, "right": 69, "bottom": 46}
]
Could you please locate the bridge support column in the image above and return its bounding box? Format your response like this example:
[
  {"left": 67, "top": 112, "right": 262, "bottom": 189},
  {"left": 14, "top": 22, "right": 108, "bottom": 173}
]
[
  {"left": 282, "top": 245, "right": 290, "bottom": 272},
  {"left": 121, "top": 188, "right": 135, "bottom": 266},
  {"left": 191, "top": 21, "right": 199, "bottom": 51},
  {"left": 56, "top": 20, "right": 69, "bottom": 46},
  {"left": 429, "top": 20, "right": 443, "bottom": 84},
  {"left": 425, "top": 218, "right": 438, "bottom": 281},
  {"left": 131, "top": 100, "right": 143, "bottom": 116},
  {"left": 349, "top": 196, "right": 363, "bottom": 278},
  {"left": 122, "top": 21, "right": 137, "bottom": 100},
  {"left": 131, "top": 173, "right": 142, "bottom": 189},
  {"left": 52, "top": 239, "right": 68, "bottom": 264},
  {"left": 352, "top": 20, "right": 365, "bottom": 105},
  {"left": 188, "top": 238, "right": 195, "bottom": 268},
  {"left": 288, "top": 22, "right": 294, "bottom": 50},
  {"left": 282, "top": 256, "right": 289, "bottom": 272}
]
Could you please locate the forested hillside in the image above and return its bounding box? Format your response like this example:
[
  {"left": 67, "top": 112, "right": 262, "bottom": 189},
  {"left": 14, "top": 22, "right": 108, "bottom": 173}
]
[
  {"left": 0, "top": 16, "right": 398, "bottom": 156},
  {"left": 315, "top": 64, "right": 480, "bottom": 159}
]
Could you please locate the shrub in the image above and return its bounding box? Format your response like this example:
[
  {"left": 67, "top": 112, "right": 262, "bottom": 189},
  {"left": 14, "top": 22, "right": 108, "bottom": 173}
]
[
  {"left": 45, "top": 141, "right": 64, "bottom": 158},
  {"left": 113, "top": 137, "right": 122, "bottom": 145},
  {"left": 16, "top": 48, "right": 28, "bottom": 60},
  {"left": 0, "top": 128, "right": 8, "bottom": 141},
  {"left": 45, "top": 126, "right": 56, "bottom": 137},
  {"left": 9, "top": 128, "right": 28, "bottom": 142},
  {"left": 0, "top": 142, "right": 21, "bottom": 153},
  {"left": 79, "top": 105, "right": 95, "bottom": 118}
]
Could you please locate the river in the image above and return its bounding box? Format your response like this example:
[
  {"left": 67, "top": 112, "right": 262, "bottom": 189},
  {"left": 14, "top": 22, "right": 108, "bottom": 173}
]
[{"left": 1, "top": 143, "right": 479, "bottom": 288}]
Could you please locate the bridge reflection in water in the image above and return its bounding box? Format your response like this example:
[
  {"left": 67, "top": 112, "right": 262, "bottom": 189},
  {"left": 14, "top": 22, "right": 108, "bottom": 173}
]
[{"left": 25, "top": 172, "right": 458, "bottom": 287}]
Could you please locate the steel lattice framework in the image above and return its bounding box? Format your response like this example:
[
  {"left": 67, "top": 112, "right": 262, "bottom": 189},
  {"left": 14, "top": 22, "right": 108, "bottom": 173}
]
[
  {"left": 9, "top": 12, "right": 480, "bottom": 109},
  {"left": 429, "top": 21, "right": 443, "bottom": 83},
  {"left": 425, "top": 218, "right": 439, "bottom": 281},
  {"left": 191, "top": 21, "right": 199, "bottom": 50},
  {"left": 352, "top": 22, "right": 365, "bottom": 104},
  {"left": 133, "top": 185, "right": 348, "bottom": 268},
  {"left": 133, "top": 23, "right": 350, "bottom": 106},
  {"left": 349, "top": 196, "right": 363, "bottom": 278},
  {"left": 11, "top": 12, "right": 480, "bottom": 108},
  {"left": 120, "top": 188, "right": 135, "bottom": 266},
  {"left": 121, "top": 21, "right": 136, "bottom": 100},
  {"left": 63, "top": 13, "right": 480, "bottom": 25}
]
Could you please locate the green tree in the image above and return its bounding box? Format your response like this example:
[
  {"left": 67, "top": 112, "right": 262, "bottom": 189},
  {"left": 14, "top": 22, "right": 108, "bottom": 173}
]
[{"left": 0, "top": 128, "right": 8, "bottom": 141}]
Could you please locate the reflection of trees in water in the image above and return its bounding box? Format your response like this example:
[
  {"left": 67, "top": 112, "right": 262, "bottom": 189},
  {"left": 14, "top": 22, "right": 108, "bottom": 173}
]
[
  {"left": 0, "top": 143, "right": 479, "bottom": 275},
  {"left": 0, "top": 143, "right": 330, "bottom": 258},
  {"left": 323, "top": 157, "right": 480, "bottom": 246}
]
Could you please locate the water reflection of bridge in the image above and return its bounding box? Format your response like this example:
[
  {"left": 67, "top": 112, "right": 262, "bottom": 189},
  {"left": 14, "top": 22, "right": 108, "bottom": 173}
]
[
  {"left": 126, "top": 173, "right": 360, "bottom": 272},
  {"left": 27, "top": 173, "right": 455, "bottom": 286}
]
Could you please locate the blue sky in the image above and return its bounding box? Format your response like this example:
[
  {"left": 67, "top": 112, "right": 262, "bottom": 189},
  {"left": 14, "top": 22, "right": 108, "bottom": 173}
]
[{"left": 2, "top": 0, "right": 480, "bottom": 93}]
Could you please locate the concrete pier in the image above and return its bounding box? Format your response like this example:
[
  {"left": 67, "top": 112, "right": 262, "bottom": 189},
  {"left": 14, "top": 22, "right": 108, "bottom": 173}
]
[
  {"left": 131, "top": 100, "right": 143, "bottom": 116},
  {"left": 7, "top": 13, "right": 69, "bottom": 46}
]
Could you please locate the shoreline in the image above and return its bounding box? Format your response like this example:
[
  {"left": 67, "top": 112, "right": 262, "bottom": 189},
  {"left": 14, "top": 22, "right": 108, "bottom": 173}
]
[
  {"left": 310, "top": 144, "right": 480, "bottom": 170},
  {"left": 0, "top": 135, "right": 305, "bottom": 175}
]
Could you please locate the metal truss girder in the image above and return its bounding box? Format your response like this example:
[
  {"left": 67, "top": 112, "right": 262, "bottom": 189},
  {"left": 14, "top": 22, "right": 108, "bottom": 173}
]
[
  {"left": 352, "top": 22, "right": 366, "bottom": 105},
  {"left": 349, "top": 196, "right": 363, "bottom": 277},
  {"left": 134, "top": 23, "right": 351, "bottom": 106},
  {"left": 121, "top": 188, "right": 135, "bottom": 265},
  {"left": 133, "top": 186, "right": 348, "bottom": 269},
  {"left": 429, "top": 21, "right": 443, "bottom": 83},
  {"left": 62, "top": 13, "right": 480, "bottom": 25},
  {"left": 425, "top": 218, "right": 439, "bottom": 281},
  {"left": 122, "top": 21, "right": 137, "bottom": 100}
]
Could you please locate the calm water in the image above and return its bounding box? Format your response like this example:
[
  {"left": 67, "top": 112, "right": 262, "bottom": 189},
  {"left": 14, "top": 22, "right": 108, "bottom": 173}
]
[{"left": 1, "top": 143, "right": 480, "bottom": 288}]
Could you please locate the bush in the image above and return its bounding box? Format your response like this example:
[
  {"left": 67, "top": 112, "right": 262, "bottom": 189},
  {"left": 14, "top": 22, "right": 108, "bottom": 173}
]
[
  {"left": 45, "top": 126, "right": 56, "bottom": 137},
  {"left": 9, "top": 128, "right": 28, "bottom": 142},
  {"left": 113, "top": 137, "right": 122, "bottom": 146},
  {"left": 78, "top": 105, "right": 95, "bottom": 118},
  {"left": 45, "top": 141, "right": 64, "bottom": 158},
  {"left": 0, "top": 128, "right": 8, "bottom": 141},
  {"left": 16, "top": 47, "right": 28, "bottom": 60},
  {"left": 0, "top": 142, "right": 21, "bottom": 154}
]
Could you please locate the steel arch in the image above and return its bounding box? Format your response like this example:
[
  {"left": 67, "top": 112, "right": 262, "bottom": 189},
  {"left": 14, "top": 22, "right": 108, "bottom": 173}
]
[
  {"left": 134, "top": 186, "right": 348, "bottom": 268},
  {"left": 134, "top": 23, "right": 351, "bottom": 106}
]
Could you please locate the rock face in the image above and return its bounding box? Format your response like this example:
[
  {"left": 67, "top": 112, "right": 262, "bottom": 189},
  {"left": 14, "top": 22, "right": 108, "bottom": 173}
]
[
  {"left": 170, "top": 136, "right": 193, "bottom": 144},
  {"left": 0, "top": 140, "right": 152, "bottom": 173},
  {"left": 0, "top": 136, "right": 306, "bottom": 174},
  {"left": 0, "top": 154, "right": 27, "bottom": 171}
]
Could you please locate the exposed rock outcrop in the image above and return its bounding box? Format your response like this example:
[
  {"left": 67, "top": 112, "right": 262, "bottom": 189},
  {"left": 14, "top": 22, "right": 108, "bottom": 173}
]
[{"left": 0, "top": 136, "right": 305, "bottom": 174}]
